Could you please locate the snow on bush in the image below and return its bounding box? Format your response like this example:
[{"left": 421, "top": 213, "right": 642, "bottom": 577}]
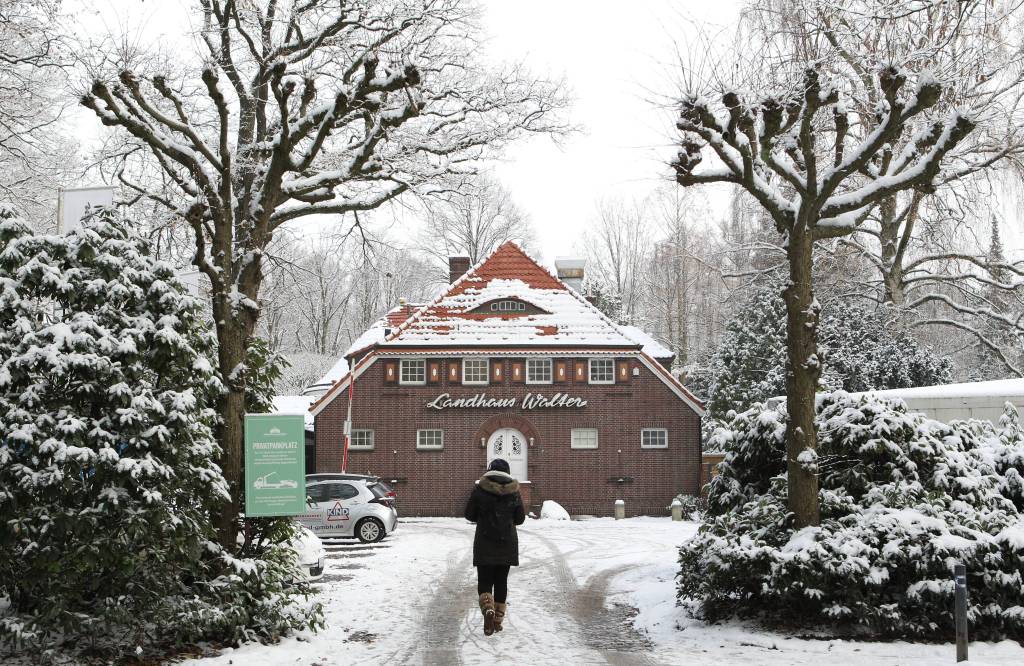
[
  {"left": 541, "top": 500, "right": 571, "bottom": 520},
  {"left": 680, "top": 392, "right": 1024, "bottom": 640},
  {"left": 0, "top": 209, "right": 321, "bottom": 658},
  {"left": 667, "top": 493, "right": 706, "bottom": 519}
]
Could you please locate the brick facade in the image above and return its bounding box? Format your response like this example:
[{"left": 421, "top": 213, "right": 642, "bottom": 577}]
[{"left": 314, "top": 355, "right": 702, "bottom": 517}]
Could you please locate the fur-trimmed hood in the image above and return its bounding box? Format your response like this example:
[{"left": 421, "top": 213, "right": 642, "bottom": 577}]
[{"left": 478, "top": 470, "right": 519, "bottom": 495}]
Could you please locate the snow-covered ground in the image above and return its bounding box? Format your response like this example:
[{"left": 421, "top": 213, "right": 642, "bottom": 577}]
[{"left": 187, "top": 517, "right": 1023, "bottom": 665}]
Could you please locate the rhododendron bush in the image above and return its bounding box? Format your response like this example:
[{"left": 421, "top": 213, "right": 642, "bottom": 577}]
[{"left": 679, "top": 392, "right": 1024, "bottom": 640}]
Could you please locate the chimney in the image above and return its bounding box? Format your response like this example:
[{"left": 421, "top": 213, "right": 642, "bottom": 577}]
[
  {"left": 555, "top": 257, "right": 585, "bottom": 292},
  {"left": 448, "top": 255, "right": 471, "bottom": 284}
]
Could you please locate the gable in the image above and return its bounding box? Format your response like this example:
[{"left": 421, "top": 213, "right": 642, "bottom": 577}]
[{"left": 383, "top": 242, "right": 639, "bottom": 348}]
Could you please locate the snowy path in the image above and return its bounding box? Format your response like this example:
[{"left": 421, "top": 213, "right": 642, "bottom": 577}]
[{"left": 187, "top": 518, "right": 1024, "bottom": 666}]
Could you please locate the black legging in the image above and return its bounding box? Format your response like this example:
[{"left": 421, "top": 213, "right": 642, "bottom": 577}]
[{"left": 477, "top": 565, "right": 511, "bottom": 603}]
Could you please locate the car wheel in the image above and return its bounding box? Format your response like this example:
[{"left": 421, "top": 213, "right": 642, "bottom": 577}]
[{"left": 356, "top": 517, "right": 384, "bottom": 543}]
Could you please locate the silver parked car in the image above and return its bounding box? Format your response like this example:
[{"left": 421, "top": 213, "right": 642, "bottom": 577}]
[{"left": 297, "top": 476, "right": 398, "bottom": 543}]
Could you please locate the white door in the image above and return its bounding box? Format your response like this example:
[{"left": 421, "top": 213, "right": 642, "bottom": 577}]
[{"left": 487, "top": 428, "right": 528, "bottom": 481}]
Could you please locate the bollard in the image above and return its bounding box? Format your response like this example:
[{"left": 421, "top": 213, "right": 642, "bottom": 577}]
[
  {"left": 671, "top": 498, "right": 683, "bottom": 521},
  {"left": 614, "top": 499, "right": 625, "bottom": 520},
  {"left": 954, "top": 563, "right": 968, "bottom": 662}
]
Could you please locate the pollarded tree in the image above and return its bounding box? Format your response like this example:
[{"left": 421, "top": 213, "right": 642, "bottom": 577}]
[
  {"left": 743, "top": 0, "right": 1024, "bottom": 376},
  {"left": 80, "top": 0, "right": 568, "bottom": 545},
  {"left": 673, "top": 67, "right": 973, "bottom": 526}
]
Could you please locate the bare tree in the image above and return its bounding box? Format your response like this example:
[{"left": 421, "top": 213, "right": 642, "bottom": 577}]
[
  {"left": 583, "top": 198, "right": 650, "bottom": 324},
  {"left": 80, "top": 0, "right": 568, "bottom": 546},
  {"left": 744, "top": 0, "right": 1024, "bottom": 376},
  {"left": 644, "top": 187, "right": 727, "bottom": 369},
  {"left": 0, "top": 0, "right": 76, "bottom": 223},
  {"left": 421, "top": 174, "right": 535, "bottom": 269},
  {"left": 673, "top": 66, "right": 973, "bottom": 527}
]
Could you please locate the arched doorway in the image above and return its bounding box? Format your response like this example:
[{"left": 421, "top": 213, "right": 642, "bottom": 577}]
[{"left": 487, "top": 428, "right": 528, "bottom": 481}]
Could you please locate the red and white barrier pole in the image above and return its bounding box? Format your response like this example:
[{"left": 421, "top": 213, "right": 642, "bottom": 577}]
[{"left": 341, "top": 373, "right": 354, "bottom": 472}]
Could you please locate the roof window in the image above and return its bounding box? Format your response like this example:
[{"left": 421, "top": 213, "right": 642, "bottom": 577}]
[{"left": 490, "top": 300, "right": 526, "bottom": 313}]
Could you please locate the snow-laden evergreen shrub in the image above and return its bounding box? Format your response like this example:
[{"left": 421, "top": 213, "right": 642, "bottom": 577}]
[
  {"left": 681, "top": 392, "right": 1024, "bottom": 640},
  {"left": 696, "top": 278, "right": 953, "bottom": 420},
  {"left": 0, "top": 209, "right": 321, "bottom": 657},
  {"left": 668, "top": 493, "right": 706, "bottom": 519}
]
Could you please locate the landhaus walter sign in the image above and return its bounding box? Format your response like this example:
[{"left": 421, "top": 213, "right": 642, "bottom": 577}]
[{"left": 426, "top": 392, "right": 587, "bottom": 410}]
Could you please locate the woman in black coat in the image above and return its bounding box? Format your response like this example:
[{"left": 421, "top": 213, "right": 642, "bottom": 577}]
[{"left": 464, "top": 457, "right": 526, "bottom": 636}]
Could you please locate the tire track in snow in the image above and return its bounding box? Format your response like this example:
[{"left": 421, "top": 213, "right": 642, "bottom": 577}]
[
  {"left": 528, "top": 529, "right": 658, "bottom": 666},
  {"left": 411, "top": 541, "right": 473, "bottom": 665}
]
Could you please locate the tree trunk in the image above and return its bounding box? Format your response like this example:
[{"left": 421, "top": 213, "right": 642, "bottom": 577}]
[
  {"left": 783, "top": 222, "right": 821, "bottom": 528},
  {"left": 210, "top": 249, "right": 265, "bottom": 549},
  {"left": 878, "top": 197, "right": 905, "bottom": 305},
  {"left": 213, "top": 319, "right": 247, "bottom": 548}
]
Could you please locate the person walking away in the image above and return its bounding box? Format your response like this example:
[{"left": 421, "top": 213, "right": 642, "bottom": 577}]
[{"left": 464, "top": 458, "right": 526, "bottom": 636}]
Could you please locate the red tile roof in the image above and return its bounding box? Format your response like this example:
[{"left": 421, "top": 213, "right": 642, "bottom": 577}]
[{"left": 382, "top": 241, "right": 638, "bottom": 348}]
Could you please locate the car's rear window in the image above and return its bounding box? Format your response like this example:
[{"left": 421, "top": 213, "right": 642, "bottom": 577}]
[
  {"left": 367, "top": 483, "right": 387, "bottom": 498},
  {"left": 307, "top": 484, "right": 330, "bottom": 503}
]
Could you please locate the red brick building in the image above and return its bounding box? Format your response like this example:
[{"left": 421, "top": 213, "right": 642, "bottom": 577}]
[{"left": 309, "top": 242, "right": 704, "bottom": 516}]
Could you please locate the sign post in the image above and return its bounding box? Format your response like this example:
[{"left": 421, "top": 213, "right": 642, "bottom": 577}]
[
  {"left": 244, "top": 413, "right": 306, "bottom": 517},
  {"left": 954, "top": 563, "right": 968, "bottom": 662}
]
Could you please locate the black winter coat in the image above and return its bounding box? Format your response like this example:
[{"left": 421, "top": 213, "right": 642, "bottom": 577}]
[{"left": 464, "top": 471, "right": 526, "bottom": 567}]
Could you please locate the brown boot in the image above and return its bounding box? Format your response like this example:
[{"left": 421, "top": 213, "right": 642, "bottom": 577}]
[
  {"left": 494, "top": 602, "right": 507, "bottom": 632},
  {"left": 478, "top": 593, "right": 495, "bottom": 636}
]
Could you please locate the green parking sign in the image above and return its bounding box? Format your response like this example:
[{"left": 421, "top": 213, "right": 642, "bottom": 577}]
[{"left": 244, "top": 413, "right": 306, "bottom": 517}]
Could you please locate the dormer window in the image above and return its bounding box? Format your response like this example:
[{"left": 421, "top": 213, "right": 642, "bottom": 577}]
[
  {"left": 490, "top": 300, "right": 526, "bottom": 313},
  {"left": 467, "top": 297, "right": 549, "bottom": 316}
]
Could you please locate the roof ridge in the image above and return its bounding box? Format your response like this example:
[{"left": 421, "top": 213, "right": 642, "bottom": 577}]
[
  {"left": 381, "top": 240, "right": 640, "bottom": 349},
  {"left": 382, "top": 240, "right": 561, "bottom": 344}
]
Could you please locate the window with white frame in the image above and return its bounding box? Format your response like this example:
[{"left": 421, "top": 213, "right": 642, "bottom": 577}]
[
  {"left": 417, "top": 429, "right": 444, "bottom": 450},
  {"left": 400, "top": 359, "right": 425, "bottom": 384},
  {"left": 490, "top": 300, "right": 526, "bottom": 312},
  {"left": 588, "top": 358, "right": 615, "bottom": 384},
  {"left": 641, "top": 428, "right": 668, "bottom": 449},
  {"left": 526, "top": 358, "right": 552, "bottom": 384},
  {"left": 462, "top": 358, "right": 490, "bottom": 384},
  {"left": 571, "top": 428, "right": 599, "bottom": 449},
  {"left": 349, "top": 430, "right": 374, "bottom": 450}
]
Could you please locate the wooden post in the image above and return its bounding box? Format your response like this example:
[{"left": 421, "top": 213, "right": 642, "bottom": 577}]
[{"left": 954, "top": 563, "right": 968, "bottom": 662}]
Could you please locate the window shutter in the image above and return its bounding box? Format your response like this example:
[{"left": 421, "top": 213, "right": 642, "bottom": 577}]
[
  {"left": 617, "top": 360, "right": 630, "bottom": 383},
  {"left": 573, "top": 360, "right": 586, "bottom": 383},
  {"left": 554, "top": 360, "right": 568, "bottom": 383},
  {"left": 448, "top": 359, "right": 460, "bottom": 383},
  {"left": 427, "top": 361, "right": 441, "bottom": 384},
  {"left": 384, "top": 360, "right": 398, "bottom": 384},
  {"left": 490, "top": 359, "right": 504, "bottom": 383},
  {"left": 510, "top": 361, "right": 525, "bottom": 383}
]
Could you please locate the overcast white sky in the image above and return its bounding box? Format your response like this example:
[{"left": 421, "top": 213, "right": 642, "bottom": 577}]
[
  {"left": 480, "top": 1, "right": 743, "bottom": 260},
  {"left": 72, "top": 0, "right": 745, "bottom": 262},
  {"left": 70, "top": 0, "right": 1022, "bottom": 260}
]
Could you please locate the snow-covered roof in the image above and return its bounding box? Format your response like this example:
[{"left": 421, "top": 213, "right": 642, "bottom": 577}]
[
  {"left": 344, "top": 325, "right": 386, "bottom": 359},
  {"left": 382, "top": 242, "right": 640, "bottom": 349},
  {"left": 852, "top": 378, "right": 1024, "bottom": 400},
  {"left": 620, "top": 325, "right": 674, "bottom": 360},
  {"left": 270, "top": 395, "right": 316, "bottom": 429},
  {"left": 301, "top": 357, "right": 349, "bottom": 397}
]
